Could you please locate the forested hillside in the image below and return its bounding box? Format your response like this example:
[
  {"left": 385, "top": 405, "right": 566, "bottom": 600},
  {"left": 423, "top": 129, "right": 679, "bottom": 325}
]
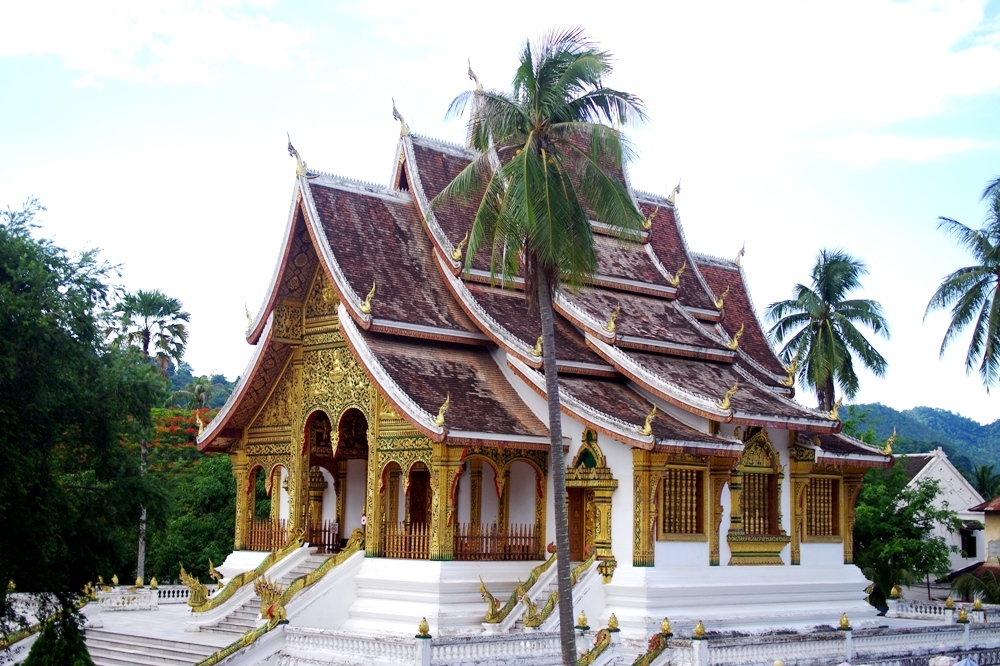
[{"left": 846, "top": 403, "right": 1000, "bottom": 474}]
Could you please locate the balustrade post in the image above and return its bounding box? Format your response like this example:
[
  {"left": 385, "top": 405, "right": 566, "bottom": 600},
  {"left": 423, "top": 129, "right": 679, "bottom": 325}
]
[
  {"left": 414, "top": 618, "right": 431, "bottom": 666},
  {"left": 692, "top": 636, "right": 708, "bottom": 666}
]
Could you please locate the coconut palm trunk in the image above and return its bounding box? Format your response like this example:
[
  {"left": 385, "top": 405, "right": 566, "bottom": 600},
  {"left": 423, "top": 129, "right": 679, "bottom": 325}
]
[{"left": 536, "top": 269, "right": 575, "bottom": 663}]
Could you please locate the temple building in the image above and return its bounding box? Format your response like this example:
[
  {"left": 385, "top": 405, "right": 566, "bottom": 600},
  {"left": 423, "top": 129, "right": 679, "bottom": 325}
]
[{"left": 197, "top": 121, "right": 892, "bottom": 639}]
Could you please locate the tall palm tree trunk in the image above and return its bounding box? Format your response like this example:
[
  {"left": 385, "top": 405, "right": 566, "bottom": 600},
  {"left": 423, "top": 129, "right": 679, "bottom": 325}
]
[
  {"left": 137, "top": 438, "right": 147, "bottom": 582},
  {"left": 536, "top": 274, "right": 575, "bottom": 665}
]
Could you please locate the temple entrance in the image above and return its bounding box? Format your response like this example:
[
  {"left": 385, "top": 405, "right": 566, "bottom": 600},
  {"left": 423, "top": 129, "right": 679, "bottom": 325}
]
[
  {"left": 407, "top": 464, "right": 430, "bottom": 525},
  {"left": 380, "top": 461, "right": 431, "bottom": 559},
  {"left": 568, "top": 488, "right": 588, "bottom": 561},
  {"left": 246, "top": 464, "right": 289, "bottom": 551}
]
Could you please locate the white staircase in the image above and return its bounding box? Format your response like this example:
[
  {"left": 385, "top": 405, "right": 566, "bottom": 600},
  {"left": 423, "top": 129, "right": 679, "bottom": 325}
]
[
  {"left": 203, "top": 553, "right": 331, "bottom": 636},
  {"left": 86, "top": 629, "right": 219, "bottom": 666}
]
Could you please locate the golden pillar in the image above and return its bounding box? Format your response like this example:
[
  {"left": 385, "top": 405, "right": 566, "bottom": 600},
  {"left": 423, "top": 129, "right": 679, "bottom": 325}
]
[
  {"left": 429, "top": 442, "right": 462, "bottom": 561},
  {"left": 231, "top": 450, "right": 249, "bottom": 550},
  {"left": 789, "top": 446, "right": 815, "bottom": 566},
  {"left": 308, "top": 466, "right": 327, "bottom": 533},
  {"left": 632, "top": 449, "right": 656, "bottom": 567},
  {"left": 726, "top": 468, "right": 744, "bottom": 539},
  {"left": 497, "top": 467, "right": 511, "bottom": 537},
  {"left": 335, "top": 460, "right": 347, "bottom": 529},
  {"left": 469, "top": 459, "right": 482, "bottom": 526},
  {"left": 842, "top": 466, "right": 866, "bottom": 564},
  {"left": 708, "top": 457, "right": 734, "bottom": 566}
]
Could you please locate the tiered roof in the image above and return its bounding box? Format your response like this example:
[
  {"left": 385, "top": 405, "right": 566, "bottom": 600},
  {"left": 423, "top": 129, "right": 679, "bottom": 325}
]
[{"left": 199, "top": 129, "right": 890, "bottom": 467}]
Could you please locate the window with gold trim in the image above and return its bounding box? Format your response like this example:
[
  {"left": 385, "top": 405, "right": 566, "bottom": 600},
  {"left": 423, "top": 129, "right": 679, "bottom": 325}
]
[
  {"left": 805, "top": 476, "right": 840, "bottom": 538},
  {"left": 658, "top": 467, "right": 705, "bottom": 539}
]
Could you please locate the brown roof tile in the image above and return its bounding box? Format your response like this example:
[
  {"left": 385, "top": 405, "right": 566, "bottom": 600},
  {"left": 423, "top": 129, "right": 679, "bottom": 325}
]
[
  {"left": 801, "top": 432, "right": 892, "bottom": 465},
  {"left": 361, "top": 330, "right": 548, "bottom": 438},
  {"left": 696, "top": 257, "right": 786, "bottom": 376},
  {"left": 641, "top": 202, "right": 717, "bottom": 312},
  {"left": 308, "top": 181, "right": 479, "bottom": 336},
  {"left": 593, "top": 235, "right": 674, "bottom": 290}
]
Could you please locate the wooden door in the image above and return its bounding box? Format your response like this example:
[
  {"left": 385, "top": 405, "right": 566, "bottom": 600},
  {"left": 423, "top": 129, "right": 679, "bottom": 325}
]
[
  {"left": 568, "top": 488, "right": 585, "bottom": 561},
  {"left": 409, "top": 469, "right": 430, "bottom": 525}
]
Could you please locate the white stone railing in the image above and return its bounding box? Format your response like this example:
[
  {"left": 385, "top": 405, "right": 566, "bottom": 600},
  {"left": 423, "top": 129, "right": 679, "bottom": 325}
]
[
  {"left": 887, "top": 598, "right": 1000, "bottom": 622},
  {"left": 704, "top": 633, "right": 845, "bottom": 665},
  {"left": 96, "top": 588, "right": 158, "bottom": 612},
  {"left": 431, "top": 632, "right": 561, "bottom": 665},
  {"left": 155, "top": 585, "right": 198, "bottom": 604},
  {"left": 282, "top": 628, "right": 417, "bottom": 664}
]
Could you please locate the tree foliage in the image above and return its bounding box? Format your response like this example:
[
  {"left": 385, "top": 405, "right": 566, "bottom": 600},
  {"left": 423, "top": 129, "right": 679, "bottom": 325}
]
[
  {"left": 23, "top": 611, "right": 93, "bottom": 666},
  {"left": 435, "top": 28, "right": 645, "bottom": 665},
  {"left": 854, "top": 461, "right": 960, "bottom": 609},
  {"left": 926, "top": 180, "right": 1000, "bottom": 390},
  {"left": 766, "top": 249, "right": 889, "bottom": 411},
  {"left": 0, "top": 198, "right": 166, "bottom": 647}
]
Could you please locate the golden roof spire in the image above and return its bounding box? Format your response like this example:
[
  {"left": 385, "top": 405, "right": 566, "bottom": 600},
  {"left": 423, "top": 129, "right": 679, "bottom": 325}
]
[
  {"left": 640, "top": 405, "right": 657, "bottom": 436},
  {"left": 435, "top": 393, "right": 450, "bottom": 427},
  {"left": 666, "top": 180, "right": 681, "bottom": 206},
  {"left": 392, "top": 98, "right": 410, "bottom": 136},
  {"left": 828, "top": 396, "right": 843, "bottom": 421},
  {"left": 882, "top": 427, "right": 896, "bottom": 456},
  {"left": 468, "top": 60, "right": 483, "bottom": 92},
  {"left": 735, "top": 242, "right": 746, "bottom": 267},
  {"left": 641, "top": 206, "right": 659, "bottom": 231},
  {"left": 666, "top": 260, "right": 686, "bottom": 288},
  {"left": 287, "top": 133, "right": 309, "bottom": 177},
  {"left": 602, "top": 302, "right": 622, "bottom": 334},
  {"left": 716, "top": 382, "right": 738, "bottom": 410},
  {"left": 360, "top": 280, "right": 376, "bottom": 315},
  {"left": 724, "top": 323, "right": 744, "bottom": 351},
  {"left": 712, "top": 285, "right": 730, "bottom": 310},
  {"left": 451, "top": 231, "right": 469, "bottom": 261}
]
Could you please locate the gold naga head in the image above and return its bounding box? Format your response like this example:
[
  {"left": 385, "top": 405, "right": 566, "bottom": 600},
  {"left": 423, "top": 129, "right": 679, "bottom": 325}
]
[
  {"left": 434, "top": 393, "right": 450, "bottom": 427},
  {"left": 532, "top": 336, "right": 543, "bottom": 358},
  {"left": 641, "top": 405, "right": 657, "bottom": 436},
  {"left": 360, "top": 280, "right": 376, "bottom": 315},
  {"left": 666, "top": 260, "right": 686, "bottom": 288},
  {"left": 451, "top": 231, "right": 469, "bottom": 262},
  {"left": 828, "top": 396, "right": 843, "bottom": 421},
  {"left": 642, "top": 206, "right": 659, "bottom": 231},
  {"left": 716, "top": 382, "right": 739, "bottom": 411},
  {"left": 666, "top": 180, "right": 681, "bottom": 206},
  {"left": 724, "top": 323, "right": 744, "bottom": 351},
  {"left": 712, "top": 285, "right": 730, "bottom": 310},
  {"left": 881, "top": 427, "right": 896, "bottom": 456},
  {"left": 603, "top": 302, "right": 622, "bottom": 334}
]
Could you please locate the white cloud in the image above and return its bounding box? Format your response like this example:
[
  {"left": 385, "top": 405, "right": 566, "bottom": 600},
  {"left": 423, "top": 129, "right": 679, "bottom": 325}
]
[{"left": 0, "top": 0, "right": 315, "bottom": 85}]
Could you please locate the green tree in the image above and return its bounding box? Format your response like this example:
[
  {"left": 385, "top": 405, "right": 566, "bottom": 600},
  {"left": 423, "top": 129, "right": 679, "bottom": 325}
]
[
  {"left": 0, "top": 198, "right": 165, "bottom": 650},
  {"left": 971, "top": 463, "right": 999, "bottom": 499},
  {"left": 766, "top": 249, "right": 890, "bottom": 412},
  {"left": 925, "top": 181, "right": 1000, "bottom": 390},
  {"left": 854, "top": 461, "right": 960, "bottom": 609},
  {"left": 435, "top": 28, "right": 646, "bottom": 664},
  {"left": 23, "top": 612, "right": 93, "bottom": 666},
  {"left": 109, "top": 288, "right": 190, "bottom": 583}
]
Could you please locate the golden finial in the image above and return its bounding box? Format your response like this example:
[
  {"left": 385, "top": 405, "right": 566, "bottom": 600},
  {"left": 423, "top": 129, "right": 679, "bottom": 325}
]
[
  {"left": 735, "top": 242, "right": 745, "bottom": 267},
  {"left": 196, "top": 410, "right": 205, "bottom": 436},
  {"left": 576, "top": 610, "right": 588, "bottom": 628},
  {"left": 882, "top": 427, "right": 896, "bottom": 456},
  {"left": 467, "top": 60, "right": 483, "bottom": 92},
  {"left": 435, "top": 393, "right": 450, "bottom": 427},
  {"left": 642, "top": 206, "right": 659, "bottom": 231},
  {"left": 712, "top": 285, "right": 730, "bottom": 310},
  {"left": 287, "top": 133, "right": 309, "bottom": 177},
  {"left": 6, "top": 580, "right": 14, "bottom": 592},
  {"left": 946, "top": 595, "right": 955, "bottom": 609},
  {"left": 360, "top": 280, "right": 376, "bottom": 315},
  {"left": 958, "top": 607, "right": 970, "bottom": 623},
  {"left": 812, "top": 434, "right": 822, "bottom": 448},
  {"left": 693, "top": 620, "right": 706, "bottom": 638},
  {"left": 716, "top": 382, "right": 738, "bottom": 411},
  {"left": 666, "top": 260, "right": 686, "bottom": 288},
  {"left": 417, "top": 617, "right": 430, "bottom": 637},
  {"left": 149, "top": 577, "right": 158, "bottom": 589},
  {"left": 839, "top": 613, "right": 851, "bottom": 630},
  {"left": 666, "top": 180, "right": 681, "bottom": 206},
  {"left": 640, "top": 405, "right": 657, "bottom": 436},
  {"left": 828, "top": 396, "right": 843, "bottom": 421},
  {"left": 392, "top": 98, "right": 410, "bottom": 137},
  {"left": 602, "top": 302, "right": 621, "bottom": 334},
  {"left": 724, "top": 323, "right": 744, "bottom": 351},
  {"left": 451, "top": 231, "right": 469, "bottom": 261},
  {"left": 781, "top": 353, "right": 799, "bottom": 388},
  {"left": 661, "top": 617, "right": 673, "bottom": 635},
  {"left": 532, "top": 336, "right": 543, "bottom": 357},
  {"left": 135, "top": 576, "right": 144, "bottom": 588},
  {"left": 111, "top": 574, "right": 119, "bottom": 586},
  {"left": 975, "top": 597, "right": 983, "bottom": 611},
  {"left": 608, "top": 613, "right": 619, "bottom": 631}
]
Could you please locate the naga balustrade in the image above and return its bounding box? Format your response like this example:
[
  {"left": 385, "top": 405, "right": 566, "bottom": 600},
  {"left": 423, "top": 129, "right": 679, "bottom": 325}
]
[
  {"left": 452, "top": 523, "right": 540, "bottom": 561},
  {"left": 247, "top": 519, "right": 288, "bottom": 552}
]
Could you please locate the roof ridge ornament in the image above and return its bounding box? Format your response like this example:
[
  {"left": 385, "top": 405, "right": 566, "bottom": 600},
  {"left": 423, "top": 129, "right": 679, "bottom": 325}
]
[
  {"left": 712, "top": 285, "right": 730, "bottom": 310},
  {"left": 640, "top": 405, "right": 657, "bottom": 436},
  {"left": 735, "top": 242, "right": 746, "bottom": 267},
  {"left": 780, "top": 349, "right": 801, "bottom": 388},
  {"left": 245, "top": 303, "right": 253, "bottom": 331},
  {"left": 881, "top": 427, "right": 896, "bottom": 456},
  {"left": 641, "top": 206, "right": 659, "bottom": 231},
  {"left": 716, "top": 382, "right": 738, "bottom": 410},
  {"left": 392, "top": 98, "right": 410, "bottom": 137},
  {"left": 434, "top": 393, "right": 450, "bottom": 427},
  {"left": 828, "top": 396, "right": 843, "bottom": 421},
  {"left": 360, "top": 280, "right": 376, "bottom": 314},
  {"left": 451, "top": 231, "right": 469, "bottom": 261},
  {"left": 287, "top": 133, "right": 315, "bottom": 178},
  {"left": 602, "top": 302, "right": 622, "bottom": 334},
  {"left": 532, "top": 336, "right": 543, "bottom": 357},
  {"left": 666, "top": 180, "right": 681, "bottom": 206},
  {"left": 468, "top": 60, "right": 483, "bottom": 92},
  {"left": 724, "top": 323, "right": 744, "bottom": 351},
  {"left": 666, "top": 260, "right": 686, "bottom": 287}
]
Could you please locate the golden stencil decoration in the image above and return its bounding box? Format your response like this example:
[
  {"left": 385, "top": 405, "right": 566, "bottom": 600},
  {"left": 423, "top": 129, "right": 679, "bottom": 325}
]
[
  {"left": 305, "top": 270, "right": 340, "bottom": 320},
  {"left": 273, "top": 303, "right": 303, "bottom": 341}
]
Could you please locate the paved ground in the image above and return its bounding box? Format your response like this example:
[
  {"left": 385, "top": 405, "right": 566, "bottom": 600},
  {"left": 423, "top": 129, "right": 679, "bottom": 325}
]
[{"left": 81, "top": 602, "right": 233, "bottom": 647}]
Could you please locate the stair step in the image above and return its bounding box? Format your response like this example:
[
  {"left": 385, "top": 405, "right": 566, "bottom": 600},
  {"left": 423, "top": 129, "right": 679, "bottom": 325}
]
[{"left": 86, "top": 630, "right": 217, "bottom": 666}]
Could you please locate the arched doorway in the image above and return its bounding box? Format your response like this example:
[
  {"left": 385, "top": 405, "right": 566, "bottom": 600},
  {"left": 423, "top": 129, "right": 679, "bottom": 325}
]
[{"left": 566, "top": 430, "right": 618, "bottom": 576}]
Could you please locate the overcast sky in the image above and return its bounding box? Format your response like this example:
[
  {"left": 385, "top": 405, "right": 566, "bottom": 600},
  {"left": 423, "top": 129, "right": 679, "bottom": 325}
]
[{"left": 2, "top": 0, "right": 998, "bottom": 424}]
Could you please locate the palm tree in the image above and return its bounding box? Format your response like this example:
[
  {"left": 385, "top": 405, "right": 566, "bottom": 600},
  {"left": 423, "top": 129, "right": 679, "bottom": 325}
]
[
  {"left": 925, "top": 183, "right": 1000, "bottom": 390},
  {"left": 766, "top": 249, "right": 890, "bottom": 412},
  {"left": 435, "top": 28, "right": 646, "bottom": 664},
  {"left": 972, "top": 463, "right": 999, "bottom": 500},
  {"left": 110, "top": 289, "right": 189, "bottom": 583}
]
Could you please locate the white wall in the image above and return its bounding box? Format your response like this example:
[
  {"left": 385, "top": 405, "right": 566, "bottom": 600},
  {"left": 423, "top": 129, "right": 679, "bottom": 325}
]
[
  {"left": 320, "top": 467, "right": 337, "bottom": 524},
  {"left": 278, "top": 466, "right": 289, "bottom": 521},
  {"left": 343, "top": 459, "right": 366, "bottom": 532},
  {"left": 508, "top": 461, "right": 536, "bottom": 525}
]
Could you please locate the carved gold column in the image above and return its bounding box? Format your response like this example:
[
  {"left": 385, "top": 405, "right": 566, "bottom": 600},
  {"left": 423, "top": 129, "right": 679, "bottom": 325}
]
[
  {"left": 593, "top": 487, "right": 614, "bottom": 569},
  {"left": 429, "top": 441, "right": 462, "bottom": 561},
  {"left": 842, "top": 466, "right": 866, "bottom": 564},
  {"left": 632, "top": 449, "right": 656, "bottom": 567},
  {"left": 726, "top": 468, "right": 744, "bottom": 539},
  {"left": 497, "top": 467, "right": 511, "bottom": 537},
  {"left": 386, "top": 466, "right": 400, "bottom": 525},
  {"left": 335, "top": 460, "right": 347, "bottom": 528},
  {"left": 789, "top": 446, "right": 815, "bottom": 566},
  {"left": 231, "top": 449, "right": 249, "bottom": 550},
  {"left": 469, "top": 459, "right": 482, "bottom": 526},
  {"left": 287, "top": 355, "right": 306, "bottom": 534},
  {"left": 709, "top": 457, "right": 734, "bottom": 566},
  {"left": 308, "top": 466, "right": 327, "bottom": 534}
]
